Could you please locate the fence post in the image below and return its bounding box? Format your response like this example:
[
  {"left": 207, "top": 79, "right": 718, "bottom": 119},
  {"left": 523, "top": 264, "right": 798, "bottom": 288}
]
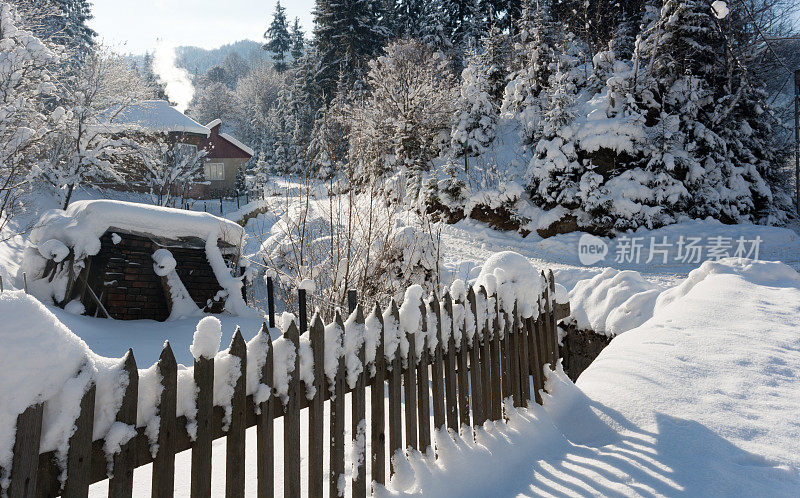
[
  {"left": 284, "top": 320, "right": 301, "bottom": 498},
  {"left": 226, "top": 329, "right": 247, "bottom": 497},
  {"left": 369, "top": 303, "right": 386, "bottom": 488},
  {"left": 308, "top": 314, "right": 325, "bottom": 498},
  {"left": 256, "top": 324, "right": 275, "bottom": 498},
  {"left": 351, "top": 304, "right": 367, "bottom": 498},
  {"left": 509, "top": 302, "right": 523, "bottom": 408},
  {"left": 527, "top": 316, "right": 543, "bottom": 405},
  {"left": 441, "top": 291, "right": 459, "bottom": 432},
  {"left": 455, "top": 292, "right": 471, "bottom": 430},
  {"left": 478, "top": 287, "right": 492, "bottom": 422},
  {"left": 8, "top": 403, "right": 43, "bottom": 498},
  {"left": 429, "top": 297, "right": 446, "bottom": 433},
  {"left": 191, "top": 347, "right": 213, "bottom": 498},
  {"left": 548, "top": 270, "right": 559, "bottom": 368},
  {"left": 518, "top": 314, "right": 531, "bottom": 407},
  {"left": 416, "top": 301, "right": 431, "bottom": 453},
  {"left": 500, "top": 308, "right": 513, "bottom": 414},
  {"left": 490, "top": 291, "right": 502, "bottom": 422},
  {"left": 152, "top": 343, "right": 177, "bottom": 498},
  {"left": 387, "top": 300, "right": 402, "bottom": 477},
  {"left": 330, "top": 312, "right": 346, "bottom": 497},
  {"left": 109, "top": 350, "right": 138, "bottom": 498},
  {"left": 266, "top": 276, "right": 275, "bottom": 328},
  {"left": 403, "top": 302, "right": 417, "bottom": 451},
  {"left": 63, "top": 378, "right": 96, "bottom": 497},
  {"left": 467, "top": 287, "right": 484, "bottom": 427}
]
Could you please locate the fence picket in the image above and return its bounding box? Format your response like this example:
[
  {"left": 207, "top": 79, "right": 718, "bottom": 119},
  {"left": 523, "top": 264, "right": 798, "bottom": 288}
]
[
  {"left": 455, "top": 292, "right": 471, "bottom": 430},
  {"left": 500, "top": 310, "right": 513, "bottom": 415},
  {"left": 256, "top": 324, "right": 275, "bottom": 498},
  {"left": 309, "top": 315, "right": 325, "bottom": 498},
  {"left": 63, "top": 380, "right": 95, "bottom": 498},
  {"left": 191, "top": 349, "right": 213, "bottom": 498},
  {"left": 548, "top": 270, "right": 560, "bottom": 369},
  {"left": 387, "top": 300, "right": 402, "bottom": 476},
  {"left": 489, "top": 294, "right": 502, "bottom": 421},
  {"left": 330, "top": 312, "right": 346, "bottom": 497},
  {"left": 152, "top": 343, "right": 177, "bottom": 498},
  {"left": 8, "top": 403, "right": 43, "bottom": 498},
  {"left": 441, "top": 291, "right": 459, "bottom": 432},
  {"left": 403, "top": 308, "right": 418, "bottom": 452},
  {"left": 284, "top": 320, "right": 301, "bottom": 498},
  {"left": 369, "top": 304, "right": 386, "bottom": 487},
  {"left": 429, "top": 297, "right": 446, "bottom": 433},
  {"left": 351, "top": 305, "right": 367, "bottom": 498},
  {"left": 109, "top": 350, "right": 138, "bottom": 498},
  {"left": 518, "top": 315, "right": 531, "bottom": 407},
  {"left": 416, "top": 302, "right": 431, "bottom": 453},
  {"left": 467, "top": 287, "right": 484, "bottom": 426},
  {"left": 477, "top": 288, "right": 491, "bottom": 424},
  {"left": 509, "top": 303, "right": 523, "bottom": 408},
  {"left": 527, "top": 316, "right": 543, "bottom": 405},
  {"left": 226, "top": 330, "right": 247, "bottom": 498}
]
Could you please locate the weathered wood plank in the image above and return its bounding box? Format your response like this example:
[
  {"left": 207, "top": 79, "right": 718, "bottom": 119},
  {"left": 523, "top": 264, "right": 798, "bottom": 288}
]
[
  {"left": 63, "top": 381, "right": 95, "bottom": 498},
  {"left": 509, "top": 303, "right": 523, "bottom": 408},
  {"left": 266, "top": 276, "right": 276, "bottom": 328},
  {"left": 256, "top": 324, "right": 275, "bottom": 498},
  {"left": 467, "top": 287, "right": 484, "bottom": 426},
  {"left": 152, "top": 343, "right": 177, "bottom": 498},
  {"left": 455, "top": 292, "right": 471, "bottom": 430},
  {"left": 442, "top": 292, "right": 459, "bottom": 432},
  {"left": 528, "top": 315, "right": 543, "bottom": 405},
  {"left": 403, "top": 308, "right": 417, "bottom": 451},
  {"left": 387, "top": 300, "right": 402, "bottom": 476},
  {"left": 284, "top": 320, "right": 301, "bottom": 498},
  {"left": 489, "top": 294, "right": 502, "bottom": 421},
  {"left": 429, "top": 297, "right": 446, "bottom": 433},
  {"left": 548, "top": 270, "right": 560, "bottom": 368},
  {"left": 416, "top": 302, "right": 431, "bottom": 453},
  {"left": 351, "top": 305, "right": 367, "bottom": 498},
  {"left": 191, "top": 352, "right": 213, "bottom": 498},
  {"left": 109, "top": 350, "right": 137, "bottom": 498},
  {"left": 369, "top": 304, "right": 386, "bottom": 487},
  {"left": 308, "top": 315, "right": 325, "bottom": 498},
  {"left": 330, "top": 312, "right": 346, "bottom": 497},
  {"left": 478, "top": 287, "right": 492, "bottom": 424},
  {"left": 226, "top": 330, "right": 247, "bottom": 498},
  {"left": 518, "top": 314, "right": 531, "bottom": 407},
  {"left": 8, "top": 403, "right": 43, "bottom": 498}
]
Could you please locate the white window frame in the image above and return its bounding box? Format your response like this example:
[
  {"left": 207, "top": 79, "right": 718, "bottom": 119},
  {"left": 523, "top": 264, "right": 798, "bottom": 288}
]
[{"left": 204, "top": 162, "right": 224, "bottom": 181}]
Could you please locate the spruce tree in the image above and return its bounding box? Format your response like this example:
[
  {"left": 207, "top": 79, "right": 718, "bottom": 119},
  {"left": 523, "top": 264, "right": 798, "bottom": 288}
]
[
  {"left": 451, "top": 40, "right": 499, "bottom": 157},
  {"left": 290, "top": 18, "right": 305, "bottom": 64},
  {"left": 264, "top": 1, "right": 292, "bottom": 72}
]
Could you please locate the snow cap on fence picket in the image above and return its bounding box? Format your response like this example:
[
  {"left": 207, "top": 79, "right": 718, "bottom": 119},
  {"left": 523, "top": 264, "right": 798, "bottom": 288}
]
[
  {"left": 191, "top": 316, "right": 223, "bottom": 360},
  {"left": 476, "top": 251, "right": 544, "bottom": 319}
]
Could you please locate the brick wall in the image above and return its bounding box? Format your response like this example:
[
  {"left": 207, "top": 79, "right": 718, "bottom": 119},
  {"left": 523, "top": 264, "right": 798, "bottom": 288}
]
[{"left": 83, "top": 231, "right": 235, "bottom": 321}]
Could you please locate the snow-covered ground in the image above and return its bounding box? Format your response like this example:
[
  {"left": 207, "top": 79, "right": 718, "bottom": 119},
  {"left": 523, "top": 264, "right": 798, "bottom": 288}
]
[{"left": 379, "top": 259, "right": 800, "bottom": 496}]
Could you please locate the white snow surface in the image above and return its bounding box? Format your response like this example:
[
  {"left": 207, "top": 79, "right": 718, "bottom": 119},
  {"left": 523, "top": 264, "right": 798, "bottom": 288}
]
[
  {"left": 190, "top": 316, "right": 222, "bottom": 360},
  {"left": 95, "top": 100, "right": 209, "bottom": 136},
  {"left": 376, "top": 258, "right": 800, "bottom": 496},
  {"left": 476, "top": 251, "right": 544, "bottom": 319}
]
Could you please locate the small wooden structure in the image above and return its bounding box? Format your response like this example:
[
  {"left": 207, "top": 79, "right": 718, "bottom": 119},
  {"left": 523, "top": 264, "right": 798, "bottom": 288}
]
[{"left": 81, "top": 230, "right": 239, "bottom": 321}]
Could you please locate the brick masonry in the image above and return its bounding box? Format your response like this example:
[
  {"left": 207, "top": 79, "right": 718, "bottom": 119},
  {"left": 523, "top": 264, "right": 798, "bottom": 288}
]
[{"left": 82, "top": 230, "right": 237, "bottom": 321}]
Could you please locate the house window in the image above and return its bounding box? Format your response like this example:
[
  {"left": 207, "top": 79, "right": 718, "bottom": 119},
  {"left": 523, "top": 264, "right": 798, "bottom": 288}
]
[{"left": 204, "top": 162, "right": 224, "bottom": 181}]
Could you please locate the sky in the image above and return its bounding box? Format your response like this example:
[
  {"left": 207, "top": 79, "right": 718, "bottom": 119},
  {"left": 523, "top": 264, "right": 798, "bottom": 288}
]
[{"left": 89, "top": 0, "right": 316, "bottom": 55}]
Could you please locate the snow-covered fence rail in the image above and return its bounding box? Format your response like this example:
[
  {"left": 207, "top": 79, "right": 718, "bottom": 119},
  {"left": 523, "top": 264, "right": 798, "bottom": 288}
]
[{"left": 5, "top": 271, "right": 569, "bottom": 497}]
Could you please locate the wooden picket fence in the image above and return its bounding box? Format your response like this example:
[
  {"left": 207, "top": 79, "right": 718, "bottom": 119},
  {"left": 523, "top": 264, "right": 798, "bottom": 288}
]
[{"left": 4, "top": 270, "right": 569, "bottom": 498}]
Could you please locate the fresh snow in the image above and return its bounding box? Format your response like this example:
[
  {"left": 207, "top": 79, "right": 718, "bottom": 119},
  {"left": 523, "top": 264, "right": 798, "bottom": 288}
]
[
  {"left": 190, "top": 316, "right": 223, "bottom": 360},
  {"left": 95, "top": 100, "right": 210, "bottom": 136}
]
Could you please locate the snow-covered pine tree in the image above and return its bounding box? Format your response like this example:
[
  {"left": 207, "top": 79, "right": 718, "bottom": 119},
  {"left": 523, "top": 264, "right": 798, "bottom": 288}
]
[
  {"left": 501, "top": 2, "right": 554, "bottom": 145},
  {"left": 24, "top": 0, "right": 96, "bottom": 58},
  {"left": 290, "top": 17, "right": 305, "bottom": 64},
  {"left": 631, "top": 0, "right": 776, "bottom": 225},
  {"left": 451, "top": 40, "right": 498, "bottom": 157},
  {"left": 264, "top": 1, "right": 292, "bottom": 72},
  {"left": 527, "top": 30, "right": 588, "bottom": 210}
]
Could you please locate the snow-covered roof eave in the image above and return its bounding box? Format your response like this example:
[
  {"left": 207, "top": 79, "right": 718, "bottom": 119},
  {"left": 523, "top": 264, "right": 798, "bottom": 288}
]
[{"left": 95, "top": 100, "right": 211, "bottom": 137}]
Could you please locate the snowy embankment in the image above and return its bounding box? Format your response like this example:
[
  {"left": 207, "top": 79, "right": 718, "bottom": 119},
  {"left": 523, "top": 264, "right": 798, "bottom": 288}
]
[{"left": 378, "top": 258, "right": 800, "bottom": 496}]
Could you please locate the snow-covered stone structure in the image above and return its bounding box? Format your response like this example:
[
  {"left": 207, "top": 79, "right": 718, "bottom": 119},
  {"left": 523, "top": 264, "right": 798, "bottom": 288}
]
[{"left": 22, "top": 200, "right": 252, "bottom": 321}]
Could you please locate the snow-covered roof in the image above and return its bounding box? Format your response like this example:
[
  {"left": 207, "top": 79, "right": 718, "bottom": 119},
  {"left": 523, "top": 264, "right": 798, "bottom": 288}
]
[
  {"left": 30, "top": 200, "right": 244, "bottom": 260},
  {"left": 220, "top": 132, "right": 255, "bottom": 157},
  {"left": 205, "top": 119, "right": 222, "bottom": 129},
  {"left": 96, "top": 100, "right": 210, "bottom": 136}
]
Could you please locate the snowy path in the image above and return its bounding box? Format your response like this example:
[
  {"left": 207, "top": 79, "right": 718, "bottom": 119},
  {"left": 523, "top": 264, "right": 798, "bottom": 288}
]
[{"left": 380, "top": 260, "right": 800, "bottom": 497}]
